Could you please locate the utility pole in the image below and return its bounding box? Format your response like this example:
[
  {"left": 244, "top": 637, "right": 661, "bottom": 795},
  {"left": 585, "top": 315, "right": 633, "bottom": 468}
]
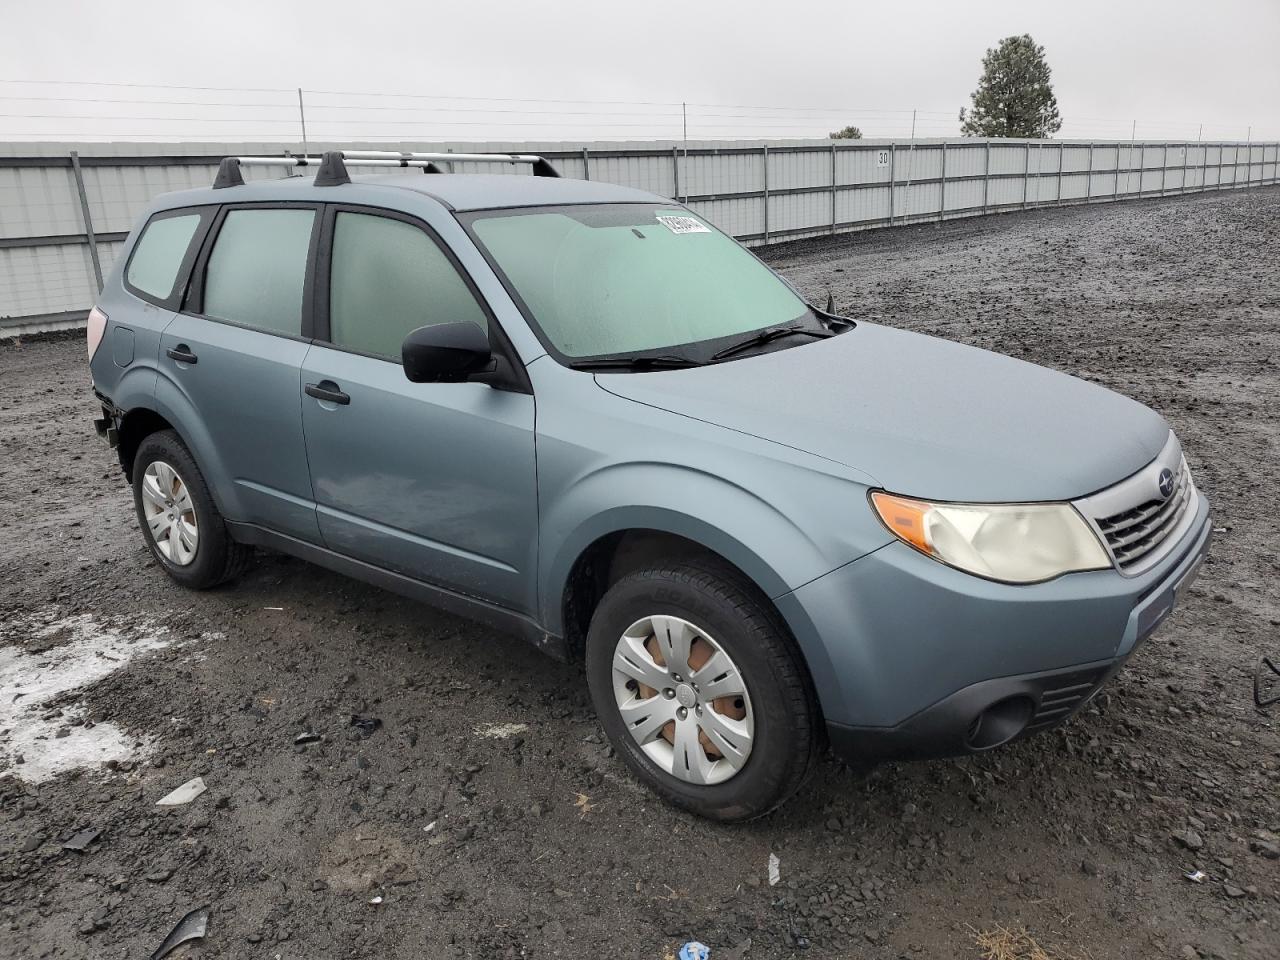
[
  {"left": 298, "top": 88, "right": 309, "bottom": 155},
  {"left": 681, "top": 102, "right": 688, "bottom": 204},
  {"left": 1197, "top": 123, "right": 1202, "bottom": 142},
  {"left": 910, "top": 109, "right": 917, "bottom": 140}
]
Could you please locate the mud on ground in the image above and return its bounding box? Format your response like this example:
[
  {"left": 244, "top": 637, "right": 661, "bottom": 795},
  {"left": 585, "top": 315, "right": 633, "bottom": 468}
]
[{"left": 2, "top": 188, "right": 1278, "bottom": 960}]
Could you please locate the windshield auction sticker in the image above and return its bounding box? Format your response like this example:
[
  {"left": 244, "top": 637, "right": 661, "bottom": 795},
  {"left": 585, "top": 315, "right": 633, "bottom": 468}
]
[{"left": 656, "top": 215, "right": 710, "bottom": 235}]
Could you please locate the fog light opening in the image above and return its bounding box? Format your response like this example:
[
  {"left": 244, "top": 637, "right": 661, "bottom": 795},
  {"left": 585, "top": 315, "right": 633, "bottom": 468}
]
[{"left": 966, "top": 696, "right": 1034, "bottom": 750}]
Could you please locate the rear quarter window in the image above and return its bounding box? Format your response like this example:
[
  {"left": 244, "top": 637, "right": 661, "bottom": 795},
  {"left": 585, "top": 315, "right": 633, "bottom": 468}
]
[{"left": 124, "top": 210, "right": 208, "bottom": 307}]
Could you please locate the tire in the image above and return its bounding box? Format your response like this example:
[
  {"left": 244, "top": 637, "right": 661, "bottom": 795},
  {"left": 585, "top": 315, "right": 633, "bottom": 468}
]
[
  {"left": 585, "top": 560, "right": 821, "bottom": 821},
  {"left": 131, "top": 429, "right": 251, "bottom": 589}
]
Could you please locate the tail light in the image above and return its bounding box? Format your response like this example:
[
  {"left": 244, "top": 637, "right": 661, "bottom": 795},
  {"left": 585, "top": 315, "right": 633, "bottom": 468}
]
[{"left": 87, "top": 306, "right": 108, "bottom": 360}]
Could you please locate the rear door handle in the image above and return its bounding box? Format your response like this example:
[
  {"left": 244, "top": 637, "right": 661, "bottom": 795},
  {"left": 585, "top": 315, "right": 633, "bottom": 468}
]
[
  {"left": 305, "top": 381, "right": 351, "bottom": 405},
  {"left": 166, "top": 345, "right": 198, "bottom": 364}
]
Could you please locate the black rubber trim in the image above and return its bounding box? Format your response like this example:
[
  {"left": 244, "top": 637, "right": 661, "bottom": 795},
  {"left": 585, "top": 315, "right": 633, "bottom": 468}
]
[
  {"left": 224, "top": 520, "right": 565, "bottom": 659},
  {"left": 826, "top": 657, "right": 1120, "bottom": 762}
]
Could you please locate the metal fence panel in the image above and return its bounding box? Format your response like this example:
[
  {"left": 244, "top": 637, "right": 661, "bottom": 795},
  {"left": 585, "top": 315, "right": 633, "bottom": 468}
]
[{"left": 1, "top": 136, "right": 1276, "bottom": 331}]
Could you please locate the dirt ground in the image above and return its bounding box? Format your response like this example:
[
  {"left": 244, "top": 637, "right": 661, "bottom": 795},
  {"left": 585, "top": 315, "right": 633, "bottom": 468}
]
[{"left": 2, "top": 187, "right": 1279, "bottom": 960}]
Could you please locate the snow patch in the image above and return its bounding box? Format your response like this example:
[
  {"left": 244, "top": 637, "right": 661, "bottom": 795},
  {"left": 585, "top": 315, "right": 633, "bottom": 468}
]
[
  {"left": 0, "top": 610, "right": 174, "bottom": 783},
  {"left": 473, "top": 722, "right": 529, "bottom": 740}
]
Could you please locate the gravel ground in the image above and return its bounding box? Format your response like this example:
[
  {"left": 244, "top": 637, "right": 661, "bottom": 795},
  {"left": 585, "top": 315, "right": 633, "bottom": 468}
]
[{"left": 2, "top": 187, "right": 1279, "bottom": 960}]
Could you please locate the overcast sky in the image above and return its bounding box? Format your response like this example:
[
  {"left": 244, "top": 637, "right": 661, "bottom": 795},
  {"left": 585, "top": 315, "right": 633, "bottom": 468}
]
[{"left": 2, "top": 0, "right": 1276, "bottom": 143}]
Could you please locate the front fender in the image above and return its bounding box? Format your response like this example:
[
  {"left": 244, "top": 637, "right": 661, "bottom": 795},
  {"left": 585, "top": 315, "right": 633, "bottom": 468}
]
[
  {"left": 541, "top": 460, "right": 822, "bottom": 617},
  {"left": 540, "top": 460, "right": 888, "bottom": 719}
]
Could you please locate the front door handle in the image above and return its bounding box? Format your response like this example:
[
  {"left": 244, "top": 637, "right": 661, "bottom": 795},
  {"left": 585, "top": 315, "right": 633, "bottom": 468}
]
[
  {"left": 305, "top": 381, "right": 351, "bottom": 405},
  {"left": 166, "top": 345, "right": 198, "bottom": 364}
]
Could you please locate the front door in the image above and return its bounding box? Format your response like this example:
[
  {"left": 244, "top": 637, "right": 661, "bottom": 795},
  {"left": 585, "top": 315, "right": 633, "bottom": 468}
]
[{"left": 299, "top": 207, "right": 537, "bottom": 612}]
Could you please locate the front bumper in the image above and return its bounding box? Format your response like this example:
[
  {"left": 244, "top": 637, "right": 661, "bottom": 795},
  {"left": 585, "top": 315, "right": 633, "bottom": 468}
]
[{"left": 775, "top": 492, "right": 1211, "bottom": 760}]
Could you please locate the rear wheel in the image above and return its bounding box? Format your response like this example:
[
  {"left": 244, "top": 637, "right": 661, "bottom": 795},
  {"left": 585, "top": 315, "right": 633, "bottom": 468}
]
[
  {"left": 585, "top": 561, "right": 820, "bottom": 821},
  {"left": 131, "top": 430, "right": 250, "bottom": 589}
]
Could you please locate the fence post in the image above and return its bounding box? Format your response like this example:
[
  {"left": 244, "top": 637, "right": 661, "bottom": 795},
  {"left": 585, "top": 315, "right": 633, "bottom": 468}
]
[
  {"left": 939, "top": 142, "right": 947, "bottom": 222},
  {"left": 1180, "top": 142, "right": 1188, "bottom": 193},
  {"left": 581, "top": 146, "right": 591, "bottom": 181},
  {"left": 672, "top": 146, "right": 680, "bottom": 203},
  {"left": 762, "top": 144, "right": 770, "bottom": 244},
  {"left": 1085, "top": 142, "right": 1094, "bottom": 201},
  {"left": 903, "top": 139, "right": 915, "bottom": 225},
  {"left": 982, "top": 140, "right": 990, "bottom": 214},
  {"left": 1201, "top": 142, "right": 1209, "bottom": 192},
  {"left": 1057, "top": 142, "right": 1064, "bottom": 205},
  {"left": 1159, "top": 144, "right": 1168, "bottom": 195},
  {"left": 888, "top": 143, "right": 896, "bottom": 225},
  {"left": 1038, "top": 142, "right": 1045, "bottom": 205},
  {"left": 1022, "top": 142, "right": 1030, "bottom": 209},
  {"left": 830, "top": 142, "right": 837, "bottom": 234},
  {"left": 69, "top": 151, "right": 103, "bottom": 295}
]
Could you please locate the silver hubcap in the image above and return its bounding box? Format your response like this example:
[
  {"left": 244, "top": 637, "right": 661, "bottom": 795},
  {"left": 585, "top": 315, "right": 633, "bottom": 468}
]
[
  {"left": 141, "top": 461, "right": 198, "bottom": 566},
  {"left": 611, "top": 615, "right": 754, "bottom": 786}
]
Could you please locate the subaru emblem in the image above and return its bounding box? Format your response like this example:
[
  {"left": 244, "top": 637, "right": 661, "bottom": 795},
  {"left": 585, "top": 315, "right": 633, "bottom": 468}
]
[{"left": 1157, "top": 467, "right": 1175, "bottom": 499}]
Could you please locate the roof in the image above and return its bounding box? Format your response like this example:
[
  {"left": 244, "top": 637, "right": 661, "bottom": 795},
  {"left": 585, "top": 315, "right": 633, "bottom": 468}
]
[
  {"left": 150, "top": 172, "right": 667, "bottom": 214},
  {"left": 353, "top": 173, "right": 666, "bottom": 211}
]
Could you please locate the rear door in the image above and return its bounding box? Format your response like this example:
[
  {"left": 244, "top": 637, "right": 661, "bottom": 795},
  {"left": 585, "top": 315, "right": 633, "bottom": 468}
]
[
  {"left": 157, "top": 203, "right": 322, "bottom": 543},
  {"left": 299, "top": 205, "right": 537, "bottom": 612}
]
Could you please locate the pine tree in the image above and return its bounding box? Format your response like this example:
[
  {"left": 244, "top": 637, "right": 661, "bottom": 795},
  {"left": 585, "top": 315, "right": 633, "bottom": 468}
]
[
  {"left": 829, "top": 125, "right": 863, "bottom": 140},
  {"left": 960, "top": 35, "right": 1062, "bottom": 138}
]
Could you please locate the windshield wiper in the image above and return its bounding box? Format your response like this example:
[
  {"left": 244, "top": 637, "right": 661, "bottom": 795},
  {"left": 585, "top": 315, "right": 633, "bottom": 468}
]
[
  {"left": 708, "top": 324, "right": 832, "bottom": 362},
  {"left": 568, "top": 354, "right": 704, "bottom": 371}
]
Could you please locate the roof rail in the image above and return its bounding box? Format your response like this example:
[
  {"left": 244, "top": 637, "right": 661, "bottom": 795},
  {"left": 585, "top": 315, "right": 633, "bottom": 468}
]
[{"left": 212, "top": 149, "right": 561, "bottom": 188}]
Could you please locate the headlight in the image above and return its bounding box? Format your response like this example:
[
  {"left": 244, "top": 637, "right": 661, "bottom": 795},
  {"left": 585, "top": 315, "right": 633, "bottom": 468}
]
[{"left": 870, "top": 491, "right": 1112, "bottom": 584}]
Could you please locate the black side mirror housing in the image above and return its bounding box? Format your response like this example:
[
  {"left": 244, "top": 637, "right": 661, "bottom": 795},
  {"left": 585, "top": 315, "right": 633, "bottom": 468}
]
[{"left": 401, "top": 322, "right": 493, "bottom": 383}]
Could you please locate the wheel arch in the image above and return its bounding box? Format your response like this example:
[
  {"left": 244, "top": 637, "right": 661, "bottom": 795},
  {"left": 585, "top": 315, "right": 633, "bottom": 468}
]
[
  {"left": 116, "top": 407, "right": 174, "bottom": 482},
  {"left": 549, "top": 512, "right": 839, "bottom": 718},
  {"left": 119, "top": 380, "right": 240, "bottom": 519}
]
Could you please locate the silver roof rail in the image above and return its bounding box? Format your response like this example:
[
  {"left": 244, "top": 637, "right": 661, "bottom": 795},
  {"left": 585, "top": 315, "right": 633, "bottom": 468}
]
[{"left": 213, "top": 149, "right": 561, "bottom": 188}]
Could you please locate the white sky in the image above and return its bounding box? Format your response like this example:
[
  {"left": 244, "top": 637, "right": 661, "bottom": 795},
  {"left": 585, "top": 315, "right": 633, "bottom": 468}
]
[{"left": 2, "top": 0, "right": 1276, "bottom": 143}]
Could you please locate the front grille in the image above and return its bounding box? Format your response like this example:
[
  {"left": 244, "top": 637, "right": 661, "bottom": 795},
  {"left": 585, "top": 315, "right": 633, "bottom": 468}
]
[{"left": 1095, "top": 459, "right": 1192, "bottom": 570}]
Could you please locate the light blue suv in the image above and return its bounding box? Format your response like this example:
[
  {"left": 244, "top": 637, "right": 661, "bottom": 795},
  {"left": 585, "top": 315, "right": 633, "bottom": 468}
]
[{"left": 88, "top": 150, "right": 1211, "bottom": 821}]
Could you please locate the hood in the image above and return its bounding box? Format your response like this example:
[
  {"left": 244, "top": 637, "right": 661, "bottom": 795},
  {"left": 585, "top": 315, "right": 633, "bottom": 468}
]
[{"left": 594, "top": 322, "right": 1171, "bottom": 502}]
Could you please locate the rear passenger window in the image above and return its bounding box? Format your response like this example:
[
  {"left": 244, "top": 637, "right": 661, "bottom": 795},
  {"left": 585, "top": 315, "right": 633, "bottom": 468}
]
[
  {"left": 329, "top": 212, "right": 488, "bottom": 360},
  {"left": 126, "top": 213, "right": 202, "bottom": 302},
  {"left": 203, "top": 209, "right": 315, "bottom": 336}
]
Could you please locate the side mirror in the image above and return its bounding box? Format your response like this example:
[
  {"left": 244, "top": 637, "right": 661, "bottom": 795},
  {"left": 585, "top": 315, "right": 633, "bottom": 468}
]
[{"left": 401, "top": 322, "right": 493, "bottom": 383}]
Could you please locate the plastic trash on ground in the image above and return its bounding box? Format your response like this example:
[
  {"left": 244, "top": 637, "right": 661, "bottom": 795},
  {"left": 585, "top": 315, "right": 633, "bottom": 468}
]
[
  {"left": 679, "top": 942, "right": 710, "bottom": 960},
  {"left": 62, "top": 826, "right": 100, "bottom": 852},
  {"left": 155, "top": 776, "right": 207, "bottom": 806},
  {"left": 148, "top": 905, "right": 209, "bottom": 960}
]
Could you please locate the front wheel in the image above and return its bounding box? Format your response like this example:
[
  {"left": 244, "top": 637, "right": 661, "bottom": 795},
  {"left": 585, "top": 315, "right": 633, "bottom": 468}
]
[{"left": 585, "top": 562, "right": 820, "bottom": 821}]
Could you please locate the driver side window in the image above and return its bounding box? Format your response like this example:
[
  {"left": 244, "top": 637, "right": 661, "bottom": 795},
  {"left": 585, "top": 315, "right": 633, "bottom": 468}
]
[{"left": 328, "top": 211, "right": 487, "bottom": 360}]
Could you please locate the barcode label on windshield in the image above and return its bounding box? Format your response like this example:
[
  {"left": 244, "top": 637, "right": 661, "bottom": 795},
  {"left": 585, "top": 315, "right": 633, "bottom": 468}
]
[{"left": 656, "top": 215, "right": 710, "bottom": 235}]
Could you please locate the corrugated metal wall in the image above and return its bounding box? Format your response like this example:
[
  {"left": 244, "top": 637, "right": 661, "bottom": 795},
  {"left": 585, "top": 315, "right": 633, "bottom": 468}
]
[{"left": 2, "top": 137, "right": 1277, "bottom": 333}]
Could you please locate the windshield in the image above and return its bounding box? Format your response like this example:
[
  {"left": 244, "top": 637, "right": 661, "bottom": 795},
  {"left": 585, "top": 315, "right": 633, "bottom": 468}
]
[{"left": 466, "top": 204, "right": 809, "bottom": 360}]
